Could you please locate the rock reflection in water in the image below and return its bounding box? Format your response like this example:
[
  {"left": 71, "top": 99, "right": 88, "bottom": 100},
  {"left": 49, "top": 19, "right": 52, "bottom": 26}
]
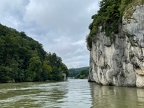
[{"left": 90, "top": 82, "right": 144, "bottom": 108}]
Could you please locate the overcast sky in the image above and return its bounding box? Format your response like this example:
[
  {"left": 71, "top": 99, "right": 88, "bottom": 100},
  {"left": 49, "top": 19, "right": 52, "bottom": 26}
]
[{"left": 0, "top": 0, "right": 100, "bottom": 68}]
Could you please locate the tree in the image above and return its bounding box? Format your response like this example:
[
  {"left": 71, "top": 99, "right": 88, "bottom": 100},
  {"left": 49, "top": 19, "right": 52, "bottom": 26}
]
[
  {"left": 0, "top": 23, "right": 69, "bottom": 83},
  {"left": 42, "top": 60, "right": 52, "bottom": 80}
]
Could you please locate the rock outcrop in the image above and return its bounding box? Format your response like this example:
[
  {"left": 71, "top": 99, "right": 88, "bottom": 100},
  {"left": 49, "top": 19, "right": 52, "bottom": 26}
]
[{"left": 88, "top": 3, "right": 144, "bottom": 87}]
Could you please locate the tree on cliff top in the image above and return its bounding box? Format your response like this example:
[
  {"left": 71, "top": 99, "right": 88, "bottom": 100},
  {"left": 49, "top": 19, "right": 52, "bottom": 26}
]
[{"left": 86, "top": 0, "right": 142, "bottom": 49}]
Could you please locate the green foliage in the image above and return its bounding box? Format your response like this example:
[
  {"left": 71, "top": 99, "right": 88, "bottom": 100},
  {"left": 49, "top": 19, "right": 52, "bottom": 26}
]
[
  {"left": 46, "top": 53, "right": 69, "bottom": 81},
  {"left": 87, "top": 0, "right": 144, "bottom": 48},
  {"left": 69, "top": 67, "right": 89, "bottom": 79},
  {"left": 0, "top": 24, "right": 69, "bottom": 83},
  {"left": 0, "top": 66, "right": 12, "bottom": 82},
  {"left": 86, "top": 35, "right": 92, "bottom": 50},
  {"left": 91, "top": 0, "right": 121, "bottom": 36}
]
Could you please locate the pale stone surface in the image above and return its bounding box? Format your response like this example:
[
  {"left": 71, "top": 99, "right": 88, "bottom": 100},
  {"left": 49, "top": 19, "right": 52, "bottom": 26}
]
[
  {"left": 62, "top": 73, "right": 67, "bottom": 81},
  {"left": 136, "top": 74, "right": 144, "bottom": 87},
  {"left": 88, "top": 5, "right": 144, "bottom": 87}
]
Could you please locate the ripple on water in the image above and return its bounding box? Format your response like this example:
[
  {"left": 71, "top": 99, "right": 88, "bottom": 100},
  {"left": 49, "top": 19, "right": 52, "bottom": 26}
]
[{"left": 0, "top": 79, "right": 92, "bottom": 108}]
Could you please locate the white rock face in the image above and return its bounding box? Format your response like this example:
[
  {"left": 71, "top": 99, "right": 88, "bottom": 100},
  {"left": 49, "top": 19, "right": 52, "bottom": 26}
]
[
  {"left": 89, "top": 5, "right": 144, "bottom": 87},
  {"left": 136, "top": 74, "right": 144, "bottom": 87}
]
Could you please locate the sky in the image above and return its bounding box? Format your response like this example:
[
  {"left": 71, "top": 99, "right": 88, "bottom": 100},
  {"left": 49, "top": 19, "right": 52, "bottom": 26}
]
[{"left": 0, "top": 0, "right": 100, "bottom": 68}]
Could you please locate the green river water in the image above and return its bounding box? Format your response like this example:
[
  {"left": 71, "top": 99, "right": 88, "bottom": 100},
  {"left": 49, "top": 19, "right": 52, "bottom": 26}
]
[{"left": 0, "top": 79, "right": 144, "bottom": 108}]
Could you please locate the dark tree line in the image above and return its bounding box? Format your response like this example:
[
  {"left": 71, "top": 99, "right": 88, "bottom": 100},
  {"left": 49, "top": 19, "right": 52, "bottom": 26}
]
[
  {"left": 0, "top": 24, "right": 69, "bottom": 83},
  {"left": 69, "top": 67, "right": 89, "bottom": 79}
]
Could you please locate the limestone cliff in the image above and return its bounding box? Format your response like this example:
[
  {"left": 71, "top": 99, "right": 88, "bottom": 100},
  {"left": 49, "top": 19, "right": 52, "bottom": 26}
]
[{"left": 87, "top": 1, "right": 144, "bottom": 87}]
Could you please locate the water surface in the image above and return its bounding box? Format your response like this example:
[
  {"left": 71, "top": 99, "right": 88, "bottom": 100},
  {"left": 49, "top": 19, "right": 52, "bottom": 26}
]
[
  {"left": 90, "top": 82, "right": 144, "bottom": 108},
  {"left": 0, "top": 79, "right": 144, "bottom": 108},
  {"left": 0, "top": 79, "right": 91, "bottom": 108}
]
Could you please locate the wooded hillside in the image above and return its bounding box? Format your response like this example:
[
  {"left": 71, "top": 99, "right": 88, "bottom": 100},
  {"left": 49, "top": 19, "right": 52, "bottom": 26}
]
[{"left": 0, "top": 24, "right": 69, "bottom": 82}]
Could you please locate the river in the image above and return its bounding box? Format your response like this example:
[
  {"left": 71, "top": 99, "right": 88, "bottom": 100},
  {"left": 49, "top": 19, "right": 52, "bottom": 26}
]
[{"left": 0, "top": 79, "right": 144, "bottom": 108}]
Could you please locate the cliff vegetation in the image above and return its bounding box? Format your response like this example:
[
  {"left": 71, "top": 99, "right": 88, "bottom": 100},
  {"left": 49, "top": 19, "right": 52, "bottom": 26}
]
[{"left": 86, "top": 0, "right": 144, "bottom": 49}]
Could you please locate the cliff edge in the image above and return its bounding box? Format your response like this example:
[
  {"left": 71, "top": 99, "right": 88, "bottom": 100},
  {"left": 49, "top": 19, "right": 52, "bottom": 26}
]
[{"left": 87, "top": 0, "right": 144, "bottom": 87}]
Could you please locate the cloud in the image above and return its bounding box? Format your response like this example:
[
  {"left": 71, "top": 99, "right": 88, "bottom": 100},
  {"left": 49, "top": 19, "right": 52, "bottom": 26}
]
[{"left": 0, "top": 0, "right": 100, "bottom": 68}]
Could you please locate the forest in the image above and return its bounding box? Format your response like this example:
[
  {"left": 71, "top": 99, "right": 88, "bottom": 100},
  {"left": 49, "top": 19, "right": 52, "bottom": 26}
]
[
  {"left": 69, "top": 67, "right": 89, "bottom": 79},
  {"left": 0, "top": 24, "right": 69, "bottom": 83}
]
